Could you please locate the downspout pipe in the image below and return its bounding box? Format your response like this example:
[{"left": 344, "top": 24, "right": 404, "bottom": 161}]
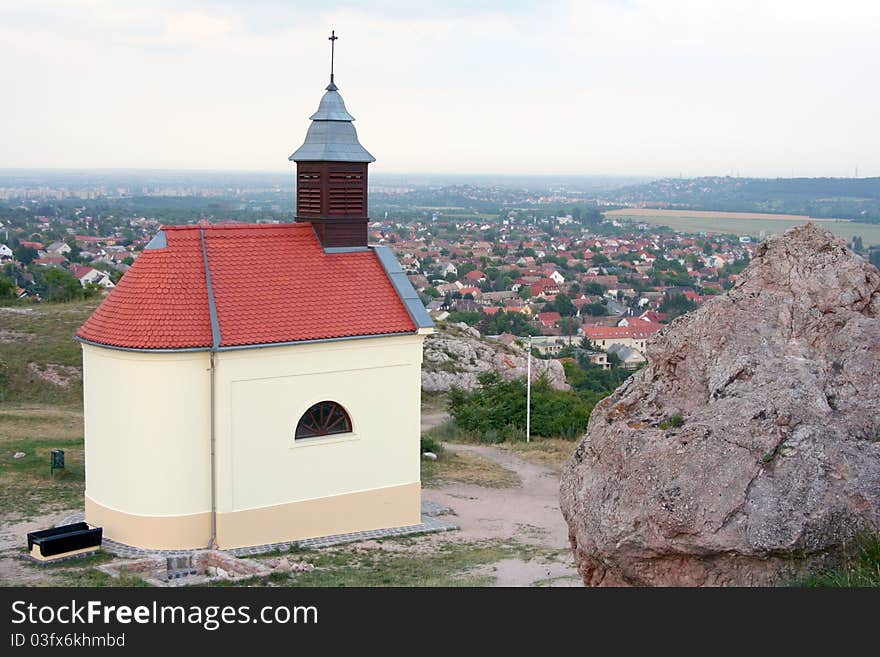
[
  {"left": 208, "top": 350, "right": 217, "bottom": 549},
  {"left": 200, "top": 227, "right": 222, "bottom": 549}
]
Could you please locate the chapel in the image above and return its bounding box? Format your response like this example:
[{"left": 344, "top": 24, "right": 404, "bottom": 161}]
[{"left": 75, "top": 40, "right": 433, "bottom": 550}]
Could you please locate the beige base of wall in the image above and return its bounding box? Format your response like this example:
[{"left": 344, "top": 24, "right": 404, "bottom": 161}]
[
  {"left": 216, "top": 482, "right": 422, "bottom": 549},
  {"left": 85, "top": 496, "right": 212, "bottom": 550},
  {"left": 85, "top": 482, "right": 422, "bottom": 551}
]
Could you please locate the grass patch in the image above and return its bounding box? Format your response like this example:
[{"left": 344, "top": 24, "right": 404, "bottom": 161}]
[
  {"left": 797, "top": 533, "right": 880, "bottom": 587},
  {"left": 0, "top": 405, "right": 85, "bottom": 519},
  {"left": 13, "top": 551, "right": 149, "bottom": 587},
  {"left": 498, "top": 438, "right": 576, "bottom": 472},
  {"left": 422, "top": 418, "right": 477, "bottom": 444},
  {"left": 279, "top": 541, "right": 521, "bottom": 587},
  {"left": 0, "top": 300, "right": 97, "bottom": 407},
  {"left": 421, "top": 390, "right": 449, "bottom": 415},
  {"left": 421, "top": 448, "right": 520, "bottom": 489},
  {"left": 659, "top": 413, "right": 685, "bottom": 430},
  {"left": 56, "top": 568, "right": 150, "bottom": 587}
]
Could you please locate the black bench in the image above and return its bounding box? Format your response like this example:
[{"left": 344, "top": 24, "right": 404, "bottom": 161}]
[{"left": 27, "top": 523, "right": 102, "bottom": 562}]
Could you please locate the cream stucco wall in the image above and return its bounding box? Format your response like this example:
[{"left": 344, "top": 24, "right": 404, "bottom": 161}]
[
  {"left": 82, "top": 331, "right": 426, "bottom": 549},
  {"left": 214, "top": 333, "right": 424, "bottom": 516},
  {"left": 82, "top": 343, "right": 212, "bottom": 519}
]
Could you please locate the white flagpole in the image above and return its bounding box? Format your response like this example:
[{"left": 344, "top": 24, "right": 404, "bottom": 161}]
[{"left": 526, "top": 335, "right": 531, "bottom": 443}]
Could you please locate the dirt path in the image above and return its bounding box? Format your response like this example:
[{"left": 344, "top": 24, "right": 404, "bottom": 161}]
[
  {"left": 423, "top": 443, "right": 581, "bottom": 587},
  {"left": 0, "top": 509, "right": 81, "bottom": 585},
  {"left": 421, "top": 412, "right": 449, "bottom": 432}
]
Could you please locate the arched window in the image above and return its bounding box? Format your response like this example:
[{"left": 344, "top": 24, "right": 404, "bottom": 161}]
[{"left": 295, "top": 401, "right": 352, "bottom": 440}]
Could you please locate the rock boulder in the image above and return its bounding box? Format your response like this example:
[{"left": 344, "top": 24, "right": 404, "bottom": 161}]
[
  {"left": 422, "top": 323, "right": 569, "bottom": 392},
  {"left": 560, "top": 224, "right": 880, "bottom": 586}
]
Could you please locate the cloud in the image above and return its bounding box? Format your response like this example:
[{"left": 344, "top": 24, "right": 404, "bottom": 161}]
[{"left": 0, "top": 0, "right": 878, "bottom": 175}]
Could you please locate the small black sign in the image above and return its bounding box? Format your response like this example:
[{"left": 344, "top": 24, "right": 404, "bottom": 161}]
[{"left": 50, "top": 449, "right": 64, "bottom": 474}]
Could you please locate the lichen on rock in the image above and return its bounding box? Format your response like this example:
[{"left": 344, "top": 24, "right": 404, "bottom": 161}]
[{"left": 560, "top": 224, "right": 880, "bottom": 586}]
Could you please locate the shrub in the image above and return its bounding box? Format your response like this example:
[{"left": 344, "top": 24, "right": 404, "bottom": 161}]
[
  {"left": 420, "top": 435, "right": 445, "bottom": 456},
  {"left": 448, "top": 371, "right": 601, "bottom": 441},
  {"left": 659, "top": 413, "right": 685, "bottom": 430}
]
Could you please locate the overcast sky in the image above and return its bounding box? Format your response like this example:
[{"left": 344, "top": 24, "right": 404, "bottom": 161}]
[{"left": 2, "top": 0, "right": 879, "bottom": 177}]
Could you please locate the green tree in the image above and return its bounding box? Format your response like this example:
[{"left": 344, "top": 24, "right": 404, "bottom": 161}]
[
  {"left": 582, "top": 302, "right": 607, "bottom": 316},
  {"left": 34, "top": 268, "right": 89, "bottom": 302},
  {"left": 14, "top": 245, "right": 38, "bottom": 265},
  {"left": 554, "top": 293, "right": 575, "bottom": 317},
  {"left": 659, "top": 292, "right": 697, "bottom": 319},
  {"left": 0, "top": 275, "right": 16, "bottom": 299}
]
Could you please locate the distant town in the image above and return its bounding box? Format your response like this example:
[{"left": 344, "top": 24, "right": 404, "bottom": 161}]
[{"left": 1, "top": 171, "right": 878, "bottom": 371}]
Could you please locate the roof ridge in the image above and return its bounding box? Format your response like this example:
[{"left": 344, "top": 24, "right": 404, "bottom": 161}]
[
  {"left": 199, "top": 227, "right": 222, "bottom": 350},
  {"left": 160, "top": 222, "right": 308, "bottom": 232}
]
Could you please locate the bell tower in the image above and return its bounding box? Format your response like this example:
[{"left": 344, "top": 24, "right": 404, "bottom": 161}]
[{"left": 289, "top": 31, "right": 375, "bottom": 248}]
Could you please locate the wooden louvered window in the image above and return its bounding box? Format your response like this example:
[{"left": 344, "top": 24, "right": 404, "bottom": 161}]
[
  {"left": 297, "top": 172, "right": 322, "bottom": 215},
  {"left": 295, "top": 401, "right": 352, "bottom": 440},
  {"left": 328, "top": 171, "right": 365, "bottom": 216}
]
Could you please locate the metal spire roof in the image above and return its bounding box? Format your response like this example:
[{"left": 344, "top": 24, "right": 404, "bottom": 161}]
[
  {"left": 289, "top": 32, "right": 375, "bottom": 163},
  {"left": 289, "top": 83, "right": 376, "bottom": 163}
]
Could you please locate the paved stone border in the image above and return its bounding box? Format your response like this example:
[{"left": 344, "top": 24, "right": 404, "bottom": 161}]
[
  {"left": 58, "top": 500, "right": 458, "bottom": 560},
  {"left": 421, "top": 500, "right": 455, "bottom": 517}
]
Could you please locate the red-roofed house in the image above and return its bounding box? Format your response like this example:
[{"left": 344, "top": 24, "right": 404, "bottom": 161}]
[
  {"left": 464, "top": 269, "right": 487, "bottom": 283},
  {"left": 77, "top": 68, "right": 435, "bottom": 551},
  {"left": 33, "top": 255, "right": 67, "bottom": 267},
  {"left": 537, "top": 311, "right": 562, "bottom": 329},
  {"left": 584, "top": 322, "right": 663, "bottom": 353}
]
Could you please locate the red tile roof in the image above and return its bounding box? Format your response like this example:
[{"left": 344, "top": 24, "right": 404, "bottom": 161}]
[
  {"left": 77, "top": 223, "right": 416, "bottom": 350},
  {"left": 585, "top": 323, "right": 663, "bottom": 340}
]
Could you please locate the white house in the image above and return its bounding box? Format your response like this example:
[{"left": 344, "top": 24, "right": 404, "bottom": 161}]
[
  {"left": 439, "top": 261, "right": 458, "bottom": 276},
  {"left": 71, "top": 265, "right": 115, "bottom": 289},
  {"left": 0, "top": 244, "right": 12, "bottom": 259},
  {"left": 46, "top": 241, "right": 72, "bottom": 256},
  {"left": 76, "top": 66, "right": 433, "bottom": 551}
]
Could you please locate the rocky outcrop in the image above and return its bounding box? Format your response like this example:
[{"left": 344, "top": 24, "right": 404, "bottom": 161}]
[
  {"left": 560, "top": 224, "right": 880, "bottom": 586},
  {"left": 422, "top": 323, "right": 569, "bottom": 392}
]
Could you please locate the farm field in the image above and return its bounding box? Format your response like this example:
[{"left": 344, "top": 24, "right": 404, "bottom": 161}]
[{"left": 605, "top": 208, "right": 880, "bottom": 246}]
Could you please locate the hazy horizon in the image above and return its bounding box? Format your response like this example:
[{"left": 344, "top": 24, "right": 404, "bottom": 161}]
[{"left": 3, "top": 1, "right": 879, "bottom": 177}]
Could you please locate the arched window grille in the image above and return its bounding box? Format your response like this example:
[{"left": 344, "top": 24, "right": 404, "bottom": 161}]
[{"left": 295, "top": 401, "right": 352, "bottom": 440}]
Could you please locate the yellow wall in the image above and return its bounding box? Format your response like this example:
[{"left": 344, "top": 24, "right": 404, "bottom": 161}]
[
  {"left": 82, "top": 344, "right": 212, "bottom": 519},
  {"left": 82, "top": 332, "right": 426, "bottom": 549},
  {"left": 214, "top": 334, "right": 425, "bottom": 515}
]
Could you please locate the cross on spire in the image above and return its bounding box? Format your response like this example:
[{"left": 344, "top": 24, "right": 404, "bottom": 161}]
[{"left": 329, "top": 30, "right": 338, "bottom": 85}]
